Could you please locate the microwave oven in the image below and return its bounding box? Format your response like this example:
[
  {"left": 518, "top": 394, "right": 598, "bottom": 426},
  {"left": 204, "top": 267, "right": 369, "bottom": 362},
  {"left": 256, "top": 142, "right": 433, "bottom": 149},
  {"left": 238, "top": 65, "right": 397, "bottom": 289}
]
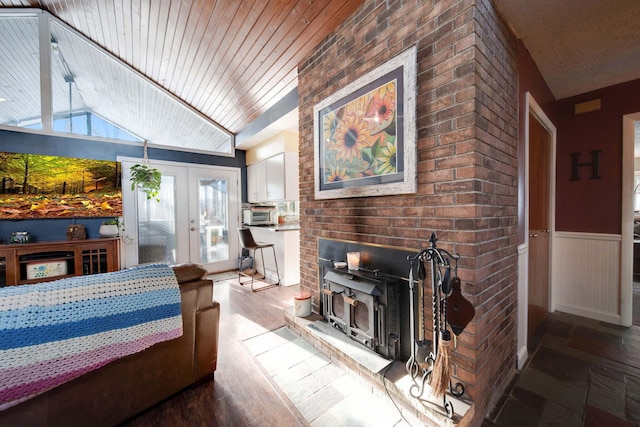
[{"left": 243, "top": 208, "right": 277, "bottom": 226}]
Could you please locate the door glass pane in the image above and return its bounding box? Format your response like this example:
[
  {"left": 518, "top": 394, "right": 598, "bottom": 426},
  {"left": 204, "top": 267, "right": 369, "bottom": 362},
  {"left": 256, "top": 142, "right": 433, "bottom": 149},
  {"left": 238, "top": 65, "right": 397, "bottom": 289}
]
[
  {"left": 198, "top": 178, "right": 229, "bottom": 263},
  {"left": 137, "top": 175, "right": 176, "bottom": 264}
]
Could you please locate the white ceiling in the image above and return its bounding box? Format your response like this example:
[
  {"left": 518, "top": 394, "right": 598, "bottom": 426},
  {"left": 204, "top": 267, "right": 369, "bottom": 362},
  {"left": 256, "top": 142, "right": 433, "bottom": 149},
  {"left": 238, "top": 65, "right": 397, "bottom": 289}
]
[
  {"left": 0, "top": 12, "right": 233, "bottom": 155},
  {"left": 493, "top": 0, "right": 640, "bottom": 100},
  {"left": 235, "top": 109, "right": 298, "bottom": 150}
]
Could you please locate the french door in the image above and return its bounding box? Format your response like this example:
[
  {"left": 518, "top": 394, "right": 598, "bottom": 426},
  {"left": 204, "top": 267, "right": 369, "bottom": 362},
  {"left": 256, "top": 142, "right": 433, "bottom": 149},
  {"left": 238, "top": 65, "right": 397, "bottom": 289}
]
[{"left": 120, "top": 158, "right": 240, "bottom": 272}]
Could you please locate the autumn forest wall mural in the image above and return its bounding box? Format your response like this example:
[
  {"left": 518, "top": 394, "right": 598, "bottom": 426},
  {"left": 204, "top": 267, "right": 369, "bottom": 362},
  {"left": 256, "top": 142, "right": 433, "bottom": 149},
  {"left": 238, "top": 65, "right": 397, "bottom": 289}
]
[{"left": 0, "top": 152, "right": 122, "bottom": 219}]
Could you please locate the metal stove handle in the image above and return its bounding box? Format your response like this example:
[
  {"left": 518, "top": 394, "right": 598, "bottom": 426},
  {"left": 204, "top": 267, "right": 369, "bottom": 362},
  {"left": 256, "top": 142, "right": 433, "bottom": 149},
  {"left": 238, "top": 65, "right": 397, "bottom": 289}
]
[
  {"left": 376, "top": 303, "right": 386, "bottom": 347},
  {"left": 321, "top": 285, "right": 332, "bottom": 320},
  {"left": 343, "top": 295, "right": 358, "bottom": 306}
]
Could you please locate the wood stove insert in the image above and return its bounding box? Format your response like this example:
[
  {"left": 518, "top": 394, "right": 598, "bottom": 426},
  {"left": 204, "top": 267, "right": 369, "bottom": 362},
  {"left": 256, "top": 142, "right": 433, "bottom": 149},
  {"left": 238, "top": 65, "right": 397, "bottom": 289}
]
[
  {"left": 322, "top": 269, "right": 400, "bottom": 359},
  {"left": 318, "top": 238, "right": 419, "bottom": 361}
]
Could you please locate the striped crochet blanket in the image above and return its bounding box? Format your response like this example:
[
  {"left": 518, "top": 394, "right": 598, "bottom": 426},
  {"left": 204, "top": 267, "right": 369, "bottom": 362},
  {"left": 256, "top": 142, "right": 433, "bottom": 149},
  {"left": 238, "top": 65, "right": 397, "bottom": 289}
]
[{"left": 0, "top": 262, "right": 183, "bottom": 410}]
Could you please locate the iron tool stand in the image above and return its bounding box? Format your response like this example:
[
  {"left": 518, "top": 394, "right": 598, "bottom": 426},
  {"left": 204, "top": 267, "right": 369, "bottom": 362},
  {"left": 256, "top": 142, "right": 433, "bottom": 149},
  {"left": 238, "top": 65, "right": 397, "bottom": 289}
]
[{"left": 406, "top": 233, "right": 464, "bottom": 418}]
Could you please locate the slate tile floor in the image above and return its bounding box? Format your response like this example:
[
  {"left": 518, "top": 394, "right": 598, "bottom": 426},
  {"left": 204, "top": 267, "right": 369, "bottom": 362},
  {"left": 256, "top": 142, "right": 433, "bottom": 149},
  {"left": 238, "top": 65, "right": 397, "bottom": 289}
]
[{"left": 483, "top": 311, "right": 640, "bottom": 427}]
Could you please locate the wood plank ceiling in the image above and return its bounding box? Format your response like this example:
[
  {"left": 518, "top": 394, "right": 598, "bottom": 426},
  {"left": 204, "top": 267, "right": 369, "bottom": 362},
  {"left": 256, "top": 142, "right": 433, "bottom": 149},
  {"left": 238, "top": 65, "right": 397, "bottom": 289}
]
[{"left": 0, "top": 0, "right": 364, "bottom": 138}]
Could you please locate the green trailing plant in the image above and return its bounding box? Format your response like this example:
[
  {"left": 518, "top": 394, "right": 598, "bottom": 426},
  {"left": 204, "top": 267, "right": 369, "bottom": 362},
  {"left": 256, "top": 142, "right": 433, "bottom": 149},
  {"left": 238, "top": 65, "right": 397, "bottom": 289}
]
[{"left": 130, "top": 163, "right": 161, "bottom": 201}]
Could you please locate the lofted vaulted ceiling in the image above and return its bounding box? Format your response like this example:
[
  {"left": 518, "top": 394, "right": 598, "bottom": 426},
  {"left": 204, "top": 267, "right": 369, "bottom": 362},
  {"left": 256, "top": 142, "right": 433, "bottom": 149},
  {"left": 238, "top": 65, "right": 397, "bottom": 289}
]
[
  {"left": 1, "top": 0, "right": 639, "bottom": 154},
  {"left": 0, "top": 0, "right": 364, "bottom": 152}
]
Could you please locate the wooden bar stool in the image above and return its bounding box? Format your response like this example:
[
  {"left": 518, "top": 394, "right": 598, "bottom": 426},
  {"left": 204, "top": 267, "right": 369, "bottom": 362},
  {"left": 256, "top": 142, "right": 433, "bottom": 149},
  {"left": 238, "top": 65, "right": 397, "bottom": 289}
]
[{"left": 237, "top": 228, "right": 280, "bottom": 291}]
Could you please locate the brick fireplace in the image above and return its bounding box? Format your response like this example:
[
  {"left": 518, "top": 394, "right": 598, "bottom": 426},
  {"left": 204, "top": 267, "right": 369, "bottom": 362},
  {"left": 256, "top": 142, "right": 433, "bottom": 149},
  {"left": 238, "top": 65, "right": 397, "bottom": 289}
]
[
  {"left": 296, "top": 0, "right": 519, "bottom": 425},
  {"left": 286, "top": 238, "right": 473, "bottom": 425}
]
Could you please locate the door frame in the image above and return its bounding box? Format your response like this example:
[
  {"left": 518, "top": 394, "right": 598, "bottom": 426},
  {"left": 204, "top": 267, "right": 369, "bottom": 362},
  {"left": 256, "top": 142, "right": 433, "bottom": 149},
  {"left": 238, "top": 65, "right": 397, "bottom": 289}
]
[
  {"left": 518, "top": 93, "right": 557, "bottom": 369},
  {"left": 621, "top": 112, "right": 640, "bottom": 327}
]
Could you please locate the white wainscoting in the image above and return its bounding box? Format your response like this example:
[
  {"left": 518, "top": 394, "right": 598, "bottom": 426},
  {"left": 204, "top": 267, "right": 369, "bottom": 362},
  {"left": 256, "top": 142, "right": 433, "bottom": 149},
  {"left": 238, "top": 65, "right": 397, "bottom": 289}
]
[
  {"left": 517, "top": 243, "right": 528, "bottom": 370},
  {"left": 553, "top": 232, "right": 621, "bottom": 324}
]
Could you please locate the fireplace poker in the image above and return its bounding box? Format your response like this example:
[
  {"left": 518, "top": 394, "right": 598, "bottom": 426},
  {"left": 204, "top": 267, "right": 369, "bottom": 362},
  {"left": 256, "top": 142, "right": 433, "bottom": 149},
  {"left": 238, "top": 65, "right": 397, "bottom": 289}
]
[
  {"left": 430, "top": 261, "right": 452, "bottom": 398},
  {"left": 405, "top": 256, "right": 420, "bottom": 378}
]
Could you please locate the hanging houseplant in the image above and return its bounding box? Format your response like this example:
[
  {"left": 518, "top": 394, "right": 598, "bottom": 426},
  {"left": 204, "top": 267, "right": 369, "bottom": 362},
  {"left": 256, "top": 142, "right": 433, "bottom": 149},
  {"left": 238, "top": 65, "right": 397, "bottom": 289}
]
[{"left": 130, "top": 163, "right": 161, "bottom": 201}]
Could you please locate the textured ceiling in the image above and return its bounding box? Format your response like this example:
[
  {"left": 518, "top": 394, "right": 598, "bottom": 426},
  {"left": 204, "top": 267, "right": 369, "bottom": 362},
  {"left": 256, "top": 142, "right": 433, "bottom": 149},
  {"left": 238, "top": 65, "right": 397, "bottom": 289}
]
[{"left": 493, "top": 0, "right": 640, "bottom": 100}]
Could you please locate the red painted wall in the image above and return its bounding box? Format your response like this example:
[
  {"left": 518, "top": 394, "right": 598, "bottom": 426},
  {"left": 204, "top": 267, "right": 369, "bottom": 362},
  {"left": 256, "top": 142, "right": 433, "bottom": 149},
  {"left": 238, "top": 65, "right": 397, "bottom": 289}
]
[{"left": 555, "top": 79, "right": 640, "bottom": 234}]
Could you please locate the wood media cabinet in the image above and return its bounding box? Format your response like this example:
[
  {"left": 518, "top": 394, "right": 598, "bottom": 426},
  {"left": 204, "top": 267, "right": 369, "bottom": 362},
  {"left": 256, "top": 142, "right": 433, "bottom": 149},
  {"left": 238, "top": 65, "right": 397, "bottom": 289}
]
[{"left": 0, "top": 238, "right": 120, "bottom": 286}]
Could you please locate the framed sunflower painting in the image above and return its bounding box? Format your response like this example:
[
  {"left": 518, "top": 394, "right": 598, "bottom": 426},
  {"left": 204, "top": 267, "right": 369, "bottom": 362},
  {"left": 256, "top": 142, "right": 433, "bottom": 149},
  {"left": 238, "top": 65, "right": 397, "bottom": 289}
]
[{"left": 314, "top": 46, "right": 417, "bottom": 199}]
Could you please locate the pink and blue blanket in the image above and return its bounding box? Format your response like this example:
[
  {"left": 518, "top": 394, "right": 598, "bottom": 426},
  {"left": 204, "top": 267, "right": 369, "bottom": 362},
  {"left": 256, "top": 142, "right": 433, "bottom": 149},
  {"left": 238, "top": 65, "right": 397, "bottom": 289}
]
[{"left": 0, "top": 262, "right": 183, "bottom": 410}]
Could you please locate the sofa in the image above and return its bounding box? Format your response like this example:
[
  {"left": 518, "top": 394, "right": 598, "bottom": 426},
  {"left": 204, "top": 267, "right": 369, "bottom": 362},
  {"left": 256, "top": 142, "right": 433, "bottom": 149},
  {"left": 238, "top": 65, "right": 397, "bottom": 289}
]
[{"left": 0, "top": 263, "right": 220, "bottom": 427}]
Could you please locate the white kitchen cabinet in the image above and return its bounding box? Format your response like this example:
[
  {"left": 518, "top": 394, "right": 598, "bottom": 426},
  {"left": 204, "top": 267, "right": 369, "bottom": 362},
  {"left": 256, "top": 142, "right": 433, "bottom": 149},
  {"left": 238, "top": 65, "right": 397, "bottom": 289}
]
[
  {"left": 247, "top": 161, "right": 266, "bottom": 202},
  {"left": 247, "top": 152, "right": 298, "bottom": 202},
  {"left": 266, "top": 153, "right": 285, "bottom": 200}
]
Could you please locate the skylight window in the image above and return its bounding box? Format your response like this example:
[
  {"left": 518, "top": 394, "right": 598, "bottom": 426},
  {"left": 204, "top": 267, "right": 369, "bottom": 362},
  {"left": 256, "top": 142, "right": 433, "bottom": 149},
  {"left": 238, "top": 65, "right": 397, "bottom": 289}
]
[
  {"left": 0, "top": 10, "right": 233, "bottom": 156},
  {"left": 52, "top": 111, "right": 142, "bottom": 142}
]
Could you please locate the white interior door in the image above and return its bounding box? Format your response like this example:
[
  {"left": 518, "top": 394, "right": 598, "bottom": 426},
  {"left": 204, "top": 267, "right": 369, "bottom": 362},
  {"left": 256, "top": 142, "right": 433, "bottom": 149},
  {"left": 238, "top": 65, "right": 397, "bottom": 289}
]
[{"left": 120, "top": 158, "right": 240, "bottom": 272}]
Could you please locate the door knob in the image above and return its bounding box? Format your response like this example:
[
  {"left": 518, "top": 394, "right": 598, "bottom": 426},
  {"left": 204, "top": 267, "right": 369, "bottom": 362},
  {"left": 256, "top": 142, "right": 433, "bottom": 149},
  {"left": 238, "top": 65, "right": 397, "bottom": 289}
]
[
  {"left": 529, "top": 234, "right": 538, "bottom": 238},
  {"left": 190, "top": 227, "right": 196, "bottom": 231}
]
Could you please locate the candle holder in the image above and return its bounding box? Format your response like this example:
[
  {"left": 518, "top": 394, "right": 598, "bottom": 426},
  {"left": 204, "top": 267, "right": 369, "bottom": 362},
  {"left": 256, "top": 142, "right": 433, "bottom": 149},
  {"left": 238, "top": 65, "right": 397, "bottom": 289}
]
[{"left": 346, "top": 252, "right": 360, "bottom": 270}]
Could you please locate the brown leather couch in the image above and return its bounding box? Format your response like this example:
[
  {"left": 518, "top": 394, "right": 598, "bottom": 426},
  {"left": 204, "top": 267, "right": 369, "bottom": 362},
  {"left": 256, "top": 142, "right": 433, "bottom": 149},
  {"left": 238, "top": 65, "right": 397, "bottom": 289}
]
[{"left": 0, "top": 263, "right": 220, "bottom": 427}]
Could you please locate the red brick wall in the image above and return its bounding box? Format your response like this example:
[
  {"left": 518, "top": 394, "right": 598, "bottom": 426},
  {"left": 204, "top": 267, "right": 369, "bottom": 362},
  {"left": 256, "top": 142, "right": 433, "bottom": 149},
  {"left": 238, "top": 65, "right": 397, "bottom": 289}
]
[{"left": 297, "top": 0, "right": 518, "bottom": 424}]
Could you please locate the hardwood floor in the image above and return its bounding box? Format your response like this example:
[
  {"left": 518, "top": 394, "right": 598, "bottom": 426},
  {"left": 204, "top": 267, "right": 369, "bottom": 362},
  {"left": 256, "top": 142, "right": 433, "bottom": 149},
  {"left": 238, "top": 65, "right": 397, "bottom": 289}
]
[
  {"left": 120, "top": 277, "right": 640, "bottom": 426},
  {"left": 122, "top": 277, "right": 306, "bottom": 427}
]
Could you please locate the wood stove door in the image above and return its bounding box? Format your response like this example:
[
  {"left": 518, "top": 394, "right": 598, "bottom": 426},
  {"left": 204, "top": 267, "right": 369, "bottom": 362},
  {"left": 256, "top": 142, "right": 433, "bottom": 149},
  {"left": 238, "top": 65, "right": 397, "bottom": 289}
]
[
  {"left": 322, "top": 282, "right": 347, "bottom": 333},
  {"left": 345, "top": 291, "right": 375, "bottom": 350}
]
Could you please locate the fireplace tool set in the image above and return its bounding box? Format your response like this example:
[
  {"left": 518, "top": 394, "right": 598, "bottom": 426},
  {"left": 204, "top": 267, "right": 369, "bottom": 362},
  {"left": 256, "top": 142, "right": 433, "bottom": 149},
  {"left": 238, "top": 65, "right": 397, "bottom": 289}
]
[{"left": 405, "top": 233, "right": 475, "bottom": 418}]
